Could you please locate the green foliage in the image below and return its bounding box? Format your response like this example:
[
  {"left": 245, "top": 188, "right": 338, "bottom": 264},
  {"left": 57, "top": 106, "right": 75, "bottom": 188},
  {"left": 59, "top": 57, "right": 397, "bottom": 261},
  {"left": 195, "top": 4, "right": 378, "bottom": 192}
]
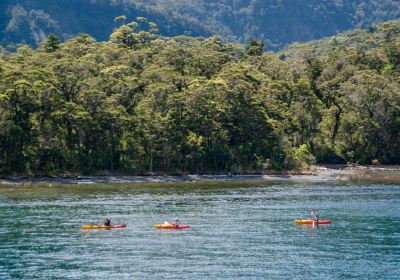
[
  {"left": 246, "top": 38, "right": 264, "bottom": 56},
  {"left": 43, "top": 34, "right": 60, "bottom": 52},
  {"left": 110, "top": 17, "right": 158, "bottom": 49},
  {"left": 385, "top": 41, "right": 400, "bottom": 69},
  {"left": 0, "top": 20, "right": 399, "bottom": 176},
  {"left": 285, "top": 144, "right": 316, "bottom": 170},
  {"left": 284, "top": 21, "right": 400, "bottom": 165}
]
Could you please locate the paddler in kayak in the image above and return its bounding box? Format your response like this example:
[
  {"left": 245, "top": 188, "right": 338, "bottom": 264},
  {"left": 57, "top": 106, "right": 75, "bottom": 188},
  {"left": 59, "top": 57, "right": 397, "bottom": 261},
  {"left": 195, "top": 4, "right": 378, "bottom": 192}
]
[
  {"left": 104, "top": 217, "right": 111, "bottom": 226},
  {"left": 172, "top": 218, "right": 180, "bottom": 226},
  {"left": 311, "top": 211, "right": 320, "bottom": 221}
]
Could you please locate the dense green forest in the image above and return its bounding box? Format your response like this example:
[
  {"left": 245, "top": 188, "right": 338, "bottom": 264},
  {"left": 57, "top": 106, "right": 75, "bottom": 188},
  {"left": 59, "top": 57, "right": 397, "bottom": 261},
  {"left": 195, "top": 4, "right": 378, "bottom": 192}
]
[
  {"left": 0, "top": 19, "right": 399, "bottom": 176},
  {"left": 1, "top": 0, "right": 400, "bottom": 49}
]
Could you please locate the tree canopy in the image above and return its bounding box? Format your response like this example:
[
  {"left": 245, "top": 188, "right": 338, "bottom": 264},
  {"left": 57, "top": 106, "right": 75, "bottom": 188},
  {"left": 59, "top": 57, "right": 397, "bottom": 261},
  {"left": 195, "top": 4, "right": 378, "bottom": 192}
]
[{"left": 0, "top": 19, "right": 399, "bottom": 176}]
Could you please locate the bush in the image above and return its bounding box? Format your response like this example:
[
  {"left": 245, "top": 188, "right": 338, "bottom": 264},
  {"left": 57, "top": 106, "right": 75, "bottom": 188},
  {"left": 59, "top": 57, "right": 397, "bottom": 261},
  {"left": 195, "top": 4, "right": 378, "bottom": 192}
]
[{"left": 285, "top": 144, "right": 316, "bottom": 171}]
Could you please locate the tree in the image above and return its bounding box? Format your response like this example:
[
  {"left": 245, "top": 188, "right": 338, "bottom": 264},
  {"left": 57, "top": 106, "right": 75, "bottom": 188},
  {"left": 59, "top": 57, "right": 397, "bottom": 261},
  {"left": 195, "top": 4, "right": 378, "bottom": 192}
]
[
  {"left": 385, "top": 40, "right": 400, "bottom": 70},
  {"left": 110, "top": 17, "right": 158, "bottom": 49},
  {"left": 246, "top": 37, "right": 265, "bottom": 56},
  {"left": 44, "top": 34, "right": 61, "bottom": 52}
]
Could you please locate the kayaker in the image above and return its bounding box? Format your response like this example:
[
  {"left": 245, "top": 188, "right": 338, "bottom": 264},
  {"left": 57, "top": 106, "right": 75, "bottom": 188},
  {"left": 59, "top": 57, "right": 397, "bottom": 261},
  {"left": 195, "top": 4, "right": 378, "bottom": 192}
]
[
  {"left": 311, "top": 211, "right": 320, "bottom": 221},
  {"left": 104, "top": 217, "right": 111, "bottom": 226},
  {"left": 172, "top": 218, "right": 180, "bottom": 226}
]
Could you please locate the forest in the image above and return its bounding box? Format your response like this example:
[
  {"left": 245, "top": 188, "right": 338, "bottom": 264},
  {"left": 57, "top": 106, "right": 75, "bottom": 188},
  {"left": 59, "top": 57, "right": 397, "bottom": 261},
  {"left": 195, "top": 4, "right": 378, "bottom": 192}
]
[{"left": 0, "top": 18, "right": 399, "bottom": 176}]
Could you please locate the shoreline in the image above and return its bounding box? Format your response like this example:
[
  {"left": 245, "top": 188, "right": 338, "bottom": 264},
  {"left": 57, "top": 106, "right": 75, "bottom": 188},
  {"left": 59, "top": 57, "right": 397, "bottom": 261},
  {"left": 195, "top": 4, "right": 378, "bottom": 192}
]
[{"left": 1, "top": 165, "right": 400, "bottom": 186}]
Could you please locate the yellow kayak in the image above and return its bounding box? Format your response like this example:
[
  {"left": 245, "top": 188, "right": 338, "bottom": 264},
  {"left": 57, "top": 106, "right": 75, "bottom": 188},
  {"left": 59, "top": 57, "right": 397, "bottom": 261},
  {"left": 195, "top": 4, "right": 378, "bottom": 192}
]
[{"left": 154, "top": 221, "right": 190, "bottom": 229}]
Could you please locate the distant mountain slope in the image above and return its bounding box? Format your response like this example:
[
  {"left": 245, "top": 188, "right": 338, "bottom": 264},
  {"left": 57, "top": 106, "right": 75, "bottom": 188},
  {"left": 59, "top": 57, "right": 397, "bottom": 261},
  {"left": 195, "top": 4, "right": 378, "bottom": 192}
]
[
  {"left": 1, "top": 0, "right": 400, "bottom": 49},
  {"left": 281, "top": 20, "right": 400, "bottom": 62},
  {"left": 0, "top": 0, "right": 211, "bottom": 48}
]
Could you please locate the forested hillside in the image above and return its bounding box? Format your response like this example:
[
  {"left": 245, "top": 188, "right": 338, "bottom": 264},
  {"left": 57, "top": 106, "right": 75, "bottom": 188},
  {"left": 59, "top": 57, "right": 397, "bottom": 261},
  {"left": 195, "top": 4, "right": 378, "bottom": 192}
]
[
  {"left": 1, "top": 0, "right": 400, "bottom": 49},
  {"left": 0, "top": 19, "right": 399, "bottom": 175}
]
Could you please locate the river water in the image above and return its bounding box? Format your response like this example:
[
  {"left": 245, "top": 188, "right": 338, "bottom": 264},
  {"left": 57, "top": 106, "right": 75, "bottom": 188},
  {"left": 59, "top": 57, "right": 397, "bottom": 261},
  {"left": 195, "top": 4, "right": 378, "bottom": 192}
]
[{"left": 0, "top": 182, "right": 399, "bottom": 279}]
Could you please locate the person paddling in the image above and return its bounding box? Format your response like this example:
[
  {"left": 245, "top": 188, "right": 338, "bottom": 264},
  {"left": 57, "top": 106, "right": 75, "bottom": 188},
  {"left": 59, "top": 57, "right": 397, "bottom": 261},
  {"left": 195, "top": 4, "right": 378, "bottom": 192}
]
[
  {"left": 311, "top": 211, "right": 320, "bottom": 222},
  {"left": 172, "top": 218, "right": 180, "bottom": 227},
  {"left": 104, "top": 217, "right": 111, "bottom": 226}
]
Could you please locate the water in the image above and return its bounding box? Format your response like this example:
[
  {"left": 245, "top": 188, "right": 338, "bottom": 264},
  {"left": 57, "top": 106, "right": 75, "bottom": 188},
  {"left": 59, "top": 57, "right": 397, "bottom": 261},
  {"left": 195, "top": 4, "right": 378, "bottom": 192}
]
[{"left": 0, "top": 182, "right": 399, "bottom": 279}]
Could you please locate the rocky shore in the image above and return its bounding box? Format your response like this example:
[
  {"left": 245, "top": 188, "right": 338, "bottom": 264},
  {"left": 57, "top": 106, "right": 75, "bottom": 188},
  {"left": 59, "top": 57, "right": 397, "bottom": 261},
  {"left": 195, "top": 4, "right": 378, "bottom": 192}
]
[{"left": 1, "top": 165, "right": 399, "bottom": 186}]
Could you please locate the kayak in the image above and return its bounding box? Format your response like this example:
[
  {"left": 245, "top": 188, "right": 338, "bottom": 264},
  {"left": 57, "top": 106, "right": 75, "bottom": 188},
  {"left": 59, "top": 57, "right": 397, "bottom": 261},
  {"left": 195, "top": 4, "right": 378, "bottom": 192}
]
[
  {"left": 295, "top": 219, "right": 331, "bottom": 225},
  {"left": 81, "top": 224, "right": 126, "bottom": 229},
  {"left": 154, "top": 222, "right": 190, "bottom": 229}
]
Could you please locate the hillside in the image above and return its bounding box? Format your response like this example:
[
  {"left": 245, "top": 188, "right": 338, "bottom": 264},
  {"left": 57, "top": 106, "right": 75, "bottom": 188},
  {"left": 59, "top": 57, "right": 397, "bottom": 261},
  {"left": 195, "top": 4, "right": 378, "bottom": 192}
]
[
  {"left": 0, "top": 20, "right": 399, "bottom": 175},
  {"left": 281, "top": 20, "right": 400, "bottom": 62},
  {"left": 1, "top": 0, "right": 400, "bottom": 49}
]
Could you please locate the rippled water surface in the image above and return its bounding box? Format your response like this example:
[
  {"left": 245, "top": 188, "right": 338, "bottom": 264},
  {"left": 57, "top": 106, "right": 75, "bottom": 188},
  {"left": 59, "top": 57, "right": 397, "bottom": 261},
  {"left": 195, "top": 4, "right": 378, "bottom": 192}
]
[{"left": 1, "top": 182, "right": 400, "bottom": 279}]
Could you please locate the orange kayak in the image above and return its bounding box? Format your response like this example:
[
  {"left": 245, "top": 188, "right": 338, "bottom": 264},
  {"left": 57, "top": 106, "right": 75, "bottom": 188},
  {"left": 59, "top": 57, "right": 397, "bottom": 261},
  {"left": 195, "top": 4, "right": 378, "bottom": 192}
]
[
  {"left": 81, "top": 224, "right": 126, "bottom": 229},
  {"left": 295, "top": 220, "right": 331, "bottom": 225},
  {"left": 154, "top": 222, "right": 190, "bottom": 229}
]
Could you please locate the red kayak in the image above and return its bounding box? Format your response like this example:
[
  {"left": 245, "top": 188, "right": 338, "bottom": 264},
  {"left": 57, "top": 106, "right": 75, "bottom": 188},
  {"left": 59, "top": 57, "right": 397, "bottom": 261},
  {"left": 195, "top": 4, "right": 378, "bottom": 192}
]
[
  {"left": 154, "top": 222, "right": 190, "bottom": 229},
  {"left": 81, "top": 224, "right": 126, "bottom": 229},
  {"left": 295, "top": 219, "right": 331, "bottom": 225}
]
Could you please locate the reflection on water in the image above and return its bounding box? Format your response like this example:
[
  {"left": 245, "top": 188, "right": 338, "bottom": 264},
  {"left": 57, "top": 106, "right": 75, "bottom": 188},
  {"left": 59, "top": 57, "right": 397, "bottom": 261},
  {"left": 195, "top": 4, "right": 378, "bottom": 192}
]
[{"left": 0, "top": 182, "right": 400, "bottom": 279}]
